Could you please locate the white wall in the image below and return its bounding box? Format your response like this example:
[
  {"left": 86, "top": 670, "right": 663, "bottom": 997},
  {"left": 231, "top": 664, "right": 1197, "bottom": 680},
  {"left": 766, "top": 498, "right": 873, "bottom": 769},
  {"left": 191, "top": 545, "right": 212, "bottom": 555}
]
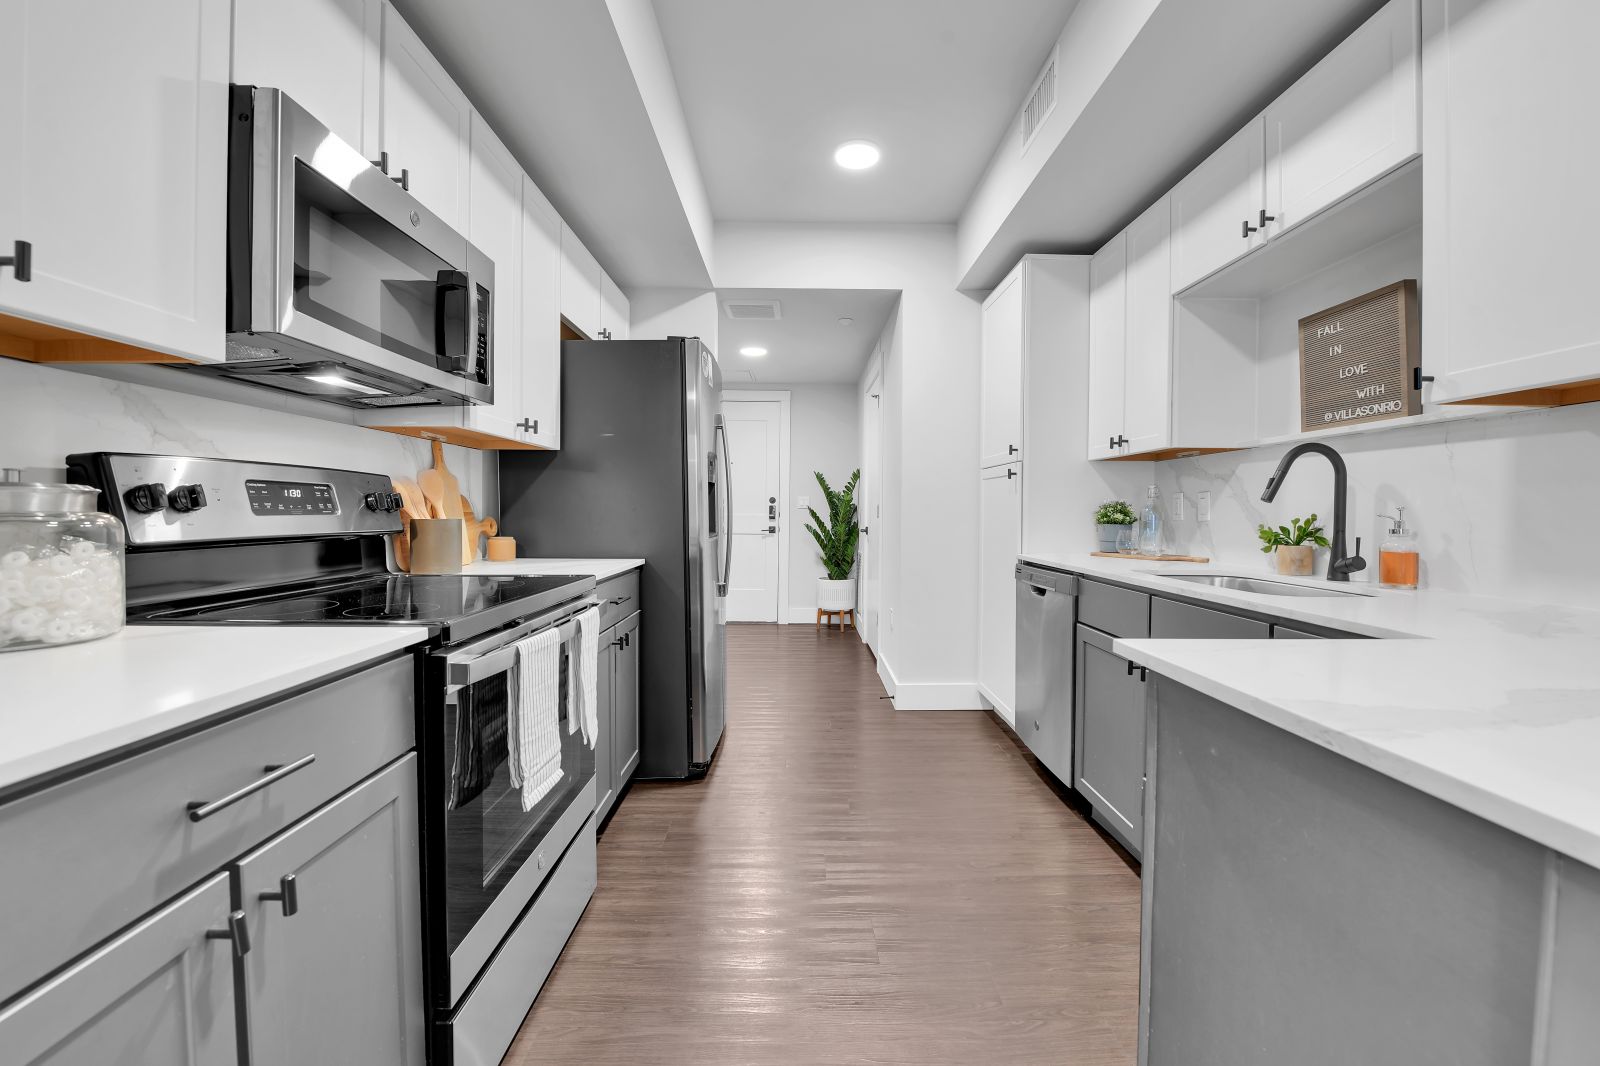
[
  {"left": 628, "top": 287, "right": 719, "bottom": 355},
  {"left": 715, "top": 223, "right": 982, "bottom": 709},
  {"left": 1155, "top": 403, "right": 1600, "bottom": 609},
  {"left": 0, "top": 359, "right": 492, "bottom": 511}
]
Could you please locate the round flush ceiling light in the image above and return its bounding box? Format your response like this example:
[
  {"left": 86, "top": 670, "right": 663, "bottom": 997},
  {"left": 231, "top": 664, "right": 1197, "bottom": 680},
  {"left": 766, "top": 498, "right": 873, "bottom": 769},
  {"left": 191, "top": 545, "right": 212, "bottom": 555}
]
[
  {"left": 740, "top": 346, "right": 768, "bottom": 357},
  {"left": 834, "top": 140, "right": 881, "bottom": 170},
  {"left": 837, "top": 316, "right": 855, "bottom": 327}
]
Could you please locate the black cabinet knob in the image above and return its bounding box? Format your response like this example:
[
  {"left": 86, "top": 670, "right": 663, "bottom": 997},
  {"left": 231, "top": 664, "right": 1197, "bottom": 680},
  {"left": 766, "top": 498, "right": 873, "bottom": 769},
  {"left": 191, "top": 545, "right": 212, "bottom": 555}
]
[
  {"left": 123, "top": 483, "right": 168, "bottom": 514},
  {"left": 0, "top": 240, "right": 31, "bottom": 282},
  {"left": 168, "top": 484, "right": 208, "bottom": 513}
]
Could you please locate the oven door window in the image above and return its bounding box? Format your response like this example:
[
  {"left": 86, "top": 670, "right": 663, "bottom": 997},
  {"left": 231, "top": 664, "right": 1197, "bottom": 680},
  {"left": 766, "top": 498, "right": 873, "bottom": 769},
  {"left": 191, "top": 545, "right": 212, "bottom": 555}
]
[
  {"left": 441, "top": 646, "right": 594, "bottom": 954},
  {"left": 291, "top": 161, "right": 470, "bottom": 378}
]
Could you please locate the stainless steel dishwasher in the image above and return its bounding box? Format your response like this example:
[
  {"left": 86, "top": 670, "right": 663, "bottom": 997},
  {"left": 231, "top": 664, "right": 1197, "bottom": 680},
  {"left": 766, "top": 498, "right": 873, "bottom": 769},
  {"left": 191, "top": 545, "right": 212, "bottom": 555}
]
[{"left": 1014, "top": 563, "right": 1079, "bottom": 784}]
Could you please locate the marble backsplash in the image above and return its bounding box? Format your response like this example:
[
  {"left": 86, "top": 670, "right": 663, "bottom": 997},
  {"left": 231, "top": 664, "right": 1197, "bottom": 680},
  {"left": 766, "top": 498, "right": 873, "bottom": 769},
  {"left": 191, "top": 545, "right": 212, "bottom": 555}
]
[
  {"left": 0, "top": 358, "right": 491, "bottom": 510},
  {"left": 1153, "top": 404, "right": 1600, "bottom": 609}
]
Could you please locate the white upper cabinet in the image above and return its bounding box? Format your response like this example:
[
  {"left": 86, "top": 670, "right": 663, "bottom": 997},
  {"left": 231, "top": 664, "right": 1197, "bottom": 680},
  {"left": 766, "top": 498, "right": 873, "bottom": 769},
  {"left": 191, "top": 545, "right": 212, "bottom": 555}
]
[
  {"left": 1086, "top": 233, "right": 1127, "bottom": 460},
  {"left": 560, "top": 225, "right": 603, "bottom": 339},
  {"left": 380, "top": 2, "right": 470, "bottom": 231},
  {"left": 1424, "top": 0, "right": 1600, "bottom": 404},
  {"left": 1169, "top": 117, "right": 1266, "bottom": 293},
  {"left": 980, "top": 267, "right": 1025, "bottom": 468},
  {"left": 0, "top": 0, "right": 228, "bottom": 362},
  {"left": 232, "top": 0, "right": 381, "bottom": 156},
  {"left": 464, "top": 111, "right": 524, "bottom": 443},
  {"left": 520, "top": 176, "right": 563, "bottom": 449},
  {"left": 1121, "top": 197, "right": 1173, "bottom": 456},
  {"left": 1264, "top": 0, "right": 1419, "bottom": 237},
  {"left": 599, "top": 274, "right": 631, "bottom": 341}
]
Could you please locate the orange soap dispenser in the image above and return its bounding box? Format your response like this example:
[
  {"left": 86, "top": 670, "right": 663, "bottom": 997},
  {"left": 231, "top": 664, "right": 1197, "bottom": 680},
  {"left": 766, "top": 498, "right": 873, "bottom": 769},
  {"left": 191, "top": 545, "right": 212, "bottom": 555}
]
[{"left": 1377, "top": 507, "right": 1419, "bottom": 590}]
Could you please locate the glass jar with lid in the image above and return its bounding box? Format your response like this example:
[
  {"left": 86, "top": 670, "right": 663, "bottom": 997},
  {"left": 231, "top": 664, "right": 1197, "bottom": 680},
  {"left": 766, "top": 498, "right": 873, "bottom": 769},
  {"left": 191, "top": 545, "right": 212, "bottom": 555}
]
[{"left": 0, "top": 469, "right": 126, "bottom": 651}]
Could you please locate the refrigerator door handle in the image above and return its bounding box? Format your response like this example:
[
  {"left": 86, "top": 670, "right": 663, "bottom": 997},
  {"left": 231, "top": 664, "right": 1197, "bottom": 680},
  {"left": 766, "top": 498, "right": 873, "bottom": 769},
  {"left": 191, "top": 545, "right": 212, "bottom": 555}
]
[{"left": 714, "top": 416, "right": 732, "bottom": 597}]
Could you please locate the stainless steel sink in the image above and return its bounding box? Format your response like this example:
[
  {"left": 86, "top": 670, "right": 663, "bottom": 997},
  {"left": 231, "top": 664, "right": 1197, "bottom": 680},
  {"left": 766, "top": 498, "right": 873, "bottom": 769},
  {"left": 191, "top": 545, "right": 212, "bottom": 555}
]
[{"left": 1154, "top": 574, "right": 1372, "bottom": 598}]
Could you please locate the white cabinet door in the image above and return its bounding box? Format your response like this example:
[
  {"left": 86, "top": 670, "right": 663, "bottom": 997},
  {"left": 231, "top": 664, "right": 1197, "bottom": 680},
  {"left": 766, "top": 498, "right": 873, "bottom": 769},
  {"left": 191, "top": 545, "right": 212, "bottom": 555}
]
[
  {"left": 599, "top": 273, "right": 630, "bottom": 341},
  {"left": 1169, "top": 117, "right": 1265, "bottom": 292},
  {"left": 0, "top": 873, "right": 238, "bottom": 1065},
  {"left": 232, "top": 0, "right": 381, "bottom": 156},
  {"left": 1265, "top": 0, "right": 1419, "bottom": 237},
  {"left": 0, "top": 0, "right": 228, "bottom": 362},
  {"left": 463, "top": 111, "right": 523, "bottom": 445},
  {"left": 978, "top": 463, "right": 1022, "bottom": 725},
  {"left": 521, "top": 177, "right": 563, "bottom": 448},
  {"left": 1086, "top": 233, "right": 1127, "bottom": 460},
  {"left": 380, "top": 2, "right": 470, "bottom": 231},
  {"left": 980, "top": 266, "right": 1025, "bottom": 468},
  {"left": 1122, "top": 197, "right": 1173, "bottom": 456},
  {"left": 1424, "top": 0, "right": 1600, "bottom": 402},
  {"left": 560, "top": 224, "right": 603, "bottom": 339}
]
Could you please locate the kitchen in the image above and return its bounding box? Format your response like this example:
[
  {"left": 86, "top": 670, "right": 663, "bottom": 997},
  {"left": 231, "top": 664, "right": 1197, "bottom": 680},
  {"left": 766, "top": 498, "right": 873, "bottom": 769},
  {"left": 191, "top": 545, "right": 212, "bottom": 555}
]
[{"left": 1, "top": 0, "right": 1598, "bottom": 1064}]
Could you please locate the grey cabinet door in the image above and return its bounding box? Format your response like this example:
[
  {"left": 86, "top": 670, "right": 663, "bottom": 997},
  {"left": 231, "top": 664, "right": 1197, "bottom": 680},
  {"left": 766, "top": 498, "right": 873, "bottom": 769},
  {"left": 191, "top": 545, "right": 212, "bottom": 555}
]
[
  {"left": 1151, "top": 597, "right": 1271, "bottom": 639},
  {"left": 614, "top": 611, "right": 641, "bottom": 787},
  {"left": 1074, "top": 624, "right": 1147, "bottom": 858},
  {"left": 0, "top": 872, "right": 238, "bottom": 1065},
  {"left": 595, "top": 632, "right": 617, "bottom": 819},
  {"left": 234, "top": 755, "right": 424, "bottom": 1066},
  {"left": 1272, "top": 624, "right": 1325, "bottom": 639}
]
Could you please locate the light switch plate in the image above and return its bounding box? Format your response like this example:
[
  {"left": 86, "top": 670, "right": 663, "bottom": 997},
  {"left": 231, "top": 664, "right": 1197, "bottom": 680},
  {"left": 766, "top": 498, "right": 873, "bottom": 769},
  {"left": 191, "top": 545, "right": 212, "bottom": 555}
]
[
  {"left": 1173, "top": 493, "right": 1186, "bottom": 520},
  {"left": 797, "top": 495, "right": 809, "bottom": 510},
  {"left": 1197, "top": 491, "right": 1212, "bottom": 523}
]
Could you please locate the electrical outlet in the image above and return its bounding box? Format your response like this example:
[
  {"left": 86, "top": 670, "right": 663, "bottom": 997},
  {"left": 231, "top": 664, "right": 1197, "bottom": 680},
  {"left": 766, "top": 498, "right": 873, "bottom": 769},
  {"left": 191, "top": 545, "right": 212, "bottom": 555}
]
[
  {"left": 1173, "top": 492, "right": 1186, "bottom": 520},
  {"left": 1197, "top": 491, "right": 1212, "bottom": 523}
]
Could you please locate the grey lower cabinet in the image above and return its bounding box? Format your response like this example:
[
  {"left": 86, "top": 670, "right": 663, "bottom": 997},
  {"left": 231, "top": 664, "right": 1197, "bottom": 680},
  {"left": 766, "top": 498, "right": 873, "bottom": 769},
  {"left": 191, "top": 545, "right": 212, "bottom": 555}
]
[
  {"left": 0, "top": 872, "right": 240, "bottom": 1065},
  {"left": 596, "top": 609, "right": 642, "bottom": 822},
  {"left": 1074, "top": 623, "right": 1149, "bottom": 858},
  {"left": 233, "top": 754, "right": 424, "bottom": 1066}
]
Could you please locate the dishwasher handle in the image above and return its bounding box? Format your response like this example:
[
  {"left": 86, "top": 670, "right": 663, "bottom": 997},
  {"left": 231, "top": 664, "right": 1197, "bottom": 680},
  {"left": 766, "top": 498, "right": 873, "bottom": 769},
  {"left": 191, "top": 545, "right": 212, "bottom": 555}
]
[{"left": 1015, "top": 566, "right": 1079, "bottom": 596}]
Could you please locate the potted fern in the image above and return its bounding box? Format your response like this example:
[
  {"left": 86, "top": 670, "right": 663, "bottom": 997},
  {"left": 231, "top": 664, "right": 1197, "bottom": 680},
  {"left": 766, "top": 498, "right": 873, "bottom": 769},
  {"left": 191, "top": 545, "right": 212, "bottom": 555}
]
[
  {"left": 1257, "top": 514, "right": 1330, "bottom": 576},
  {"left": 806, "top": 469, "right": 860, "bottom": 612}
]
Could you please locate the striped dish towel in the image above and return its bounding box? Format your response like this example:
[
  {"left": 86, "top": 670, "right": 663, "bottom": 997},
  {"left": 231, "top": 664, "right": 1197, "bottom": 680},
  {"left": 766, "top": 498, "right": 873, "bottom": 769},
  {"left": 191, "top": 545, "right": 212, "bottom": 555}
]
[
  {"left": 509, "top": 625, "right": 564, "bottom": 811},
  {"left": 568, "top": 605, "right": 601, "bottom": 748}
]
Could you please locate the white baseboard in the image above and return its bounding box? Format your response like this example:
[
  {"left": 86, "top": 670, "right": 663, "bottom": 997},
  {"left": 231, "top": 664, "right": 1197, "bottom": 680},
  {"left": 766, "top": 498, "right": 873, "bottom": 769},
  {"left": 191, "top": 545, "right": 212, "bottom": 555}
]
[{"left": 877, "top": 655, "right": 983, "bottom": 711}]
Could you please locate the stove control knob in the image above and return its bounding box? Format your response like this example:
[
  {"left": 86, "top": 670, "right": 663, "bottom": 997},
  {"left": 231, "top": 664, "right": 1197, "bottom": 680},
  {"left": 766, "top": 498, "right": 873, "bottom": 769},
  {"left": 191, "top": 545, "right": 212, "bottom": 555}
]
[
  {"left": 169, "top": 484, "right": 208, "bottom": 513},
  {"left": 123, "top": 483, "right": 168, "bottom": 514},
  {"left": 364, "top": 492, "right": 381, "bottom": 512},
  {"left": 386, "top": 492, "right": 403, "bottom": 512}
]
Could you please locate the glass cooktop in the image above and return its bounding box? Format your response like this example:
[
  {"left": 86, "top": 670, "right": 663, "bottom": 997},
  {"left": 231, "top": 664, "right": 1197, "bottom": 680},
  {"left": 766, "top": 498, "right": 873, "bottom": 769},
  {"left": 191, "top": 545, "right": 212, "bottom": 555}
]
[{"left": 131, "top": 573, "right": 594, "bottom": 642}]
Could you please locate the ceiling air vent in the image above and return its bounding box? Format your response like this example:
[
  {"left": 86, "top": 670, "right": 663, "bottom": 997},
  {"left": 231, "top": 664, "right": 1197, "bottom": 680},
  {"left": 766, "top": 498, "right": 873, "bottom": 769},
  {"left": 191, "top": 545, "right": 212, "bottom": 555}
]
[
  {"left": 1020, "top": 48, "right": 1058, "bottom": 152},
  {"left": 722, "top": 299, "right": 782, "bottom": 321}
]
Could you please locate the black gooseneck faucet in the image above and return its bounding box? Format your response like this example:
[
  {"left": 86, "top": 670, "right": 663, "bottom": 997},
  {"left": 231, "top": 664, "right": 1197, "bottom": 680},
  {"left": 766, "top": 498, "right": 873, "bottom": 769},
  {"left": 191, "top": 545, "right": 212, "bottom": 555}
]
[{"left": 1260, "top": 442, "right": 1367, "bottom": 582}]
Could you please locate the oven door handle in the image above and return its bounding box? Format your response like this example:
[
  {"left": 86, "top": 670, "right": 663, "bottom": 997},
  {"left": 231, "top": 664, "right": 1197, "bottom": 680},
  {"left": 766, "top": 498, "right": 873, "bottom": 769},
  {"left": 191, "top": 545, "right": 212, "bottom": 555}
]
[{"left": 443, "top": 597, "right": 599, "bottom": 689}]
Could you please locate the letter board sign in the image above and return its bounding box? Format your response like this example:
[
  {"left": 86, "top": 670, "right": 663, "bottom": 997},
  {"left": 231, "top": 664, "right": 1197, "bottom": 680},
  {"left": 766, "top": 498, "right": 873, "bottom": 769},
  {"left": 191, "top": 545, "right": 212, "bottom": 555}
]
[{"left": 1299, "top": 279, "right": 1420, "bottom": 432}]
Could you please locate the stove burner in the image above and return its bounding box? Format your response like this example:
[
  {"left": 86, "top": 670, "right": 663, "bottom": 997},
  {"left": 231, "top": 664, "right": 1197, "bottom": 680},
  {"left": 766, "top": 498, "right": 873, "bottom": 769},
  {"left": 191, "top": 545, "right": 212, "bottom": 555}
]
[
  {"left": 341, "top": 600, "right": 441, "bottom": 620},
  {"left": 200, "top": 596, "right": 343, "bottom": 622}
]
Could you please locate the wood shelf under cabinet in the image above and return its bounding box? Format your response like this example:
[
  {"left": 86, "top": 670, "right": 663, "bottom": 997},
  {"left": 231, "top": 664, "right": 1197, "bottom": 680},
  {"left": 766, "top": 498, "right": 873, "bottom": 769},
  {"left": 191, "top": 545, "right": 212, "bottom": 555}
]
[
  {"left": 1101, "top": 446, "right": 1243, "bottom": 463},
  {"left": 0, "top": 313, "right": 193, "bottom": 365},
  {"left": 1444, "top": 380, "right": 1600, "bottom": 409},
  {"left": 367, "top": 424, "right": 549, "bottom": 451}
]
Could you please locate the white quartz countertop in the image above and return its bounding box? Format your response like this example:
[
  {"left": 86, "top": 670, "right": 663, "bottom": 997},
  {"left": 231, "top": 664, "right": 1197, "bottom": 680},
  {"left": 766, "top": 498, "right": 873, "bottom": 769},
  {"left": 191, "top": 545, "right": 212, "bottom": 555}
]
[
  {"left": 463, "top": 558, "right": 645, "bottom": 582},
  {"left": 1113, "top": 635, "right": 1600, "bottom": 870},
  {"left": 0, "top": 625, "right": 427, "bottom": 795},
  {"left": 1020, "top": 552, "right": 1600, "bottom": 640}
]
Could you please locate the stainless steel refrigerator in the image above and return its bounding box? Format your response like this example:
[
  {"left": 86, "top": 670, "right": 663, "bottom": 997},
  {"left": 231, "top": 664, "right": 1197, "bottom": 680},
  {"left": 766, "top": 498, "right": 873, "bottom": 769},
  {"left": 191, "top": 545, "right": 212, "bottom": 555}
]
[{"left": 499, "top": 337, "right": 728, "bottom": 779}]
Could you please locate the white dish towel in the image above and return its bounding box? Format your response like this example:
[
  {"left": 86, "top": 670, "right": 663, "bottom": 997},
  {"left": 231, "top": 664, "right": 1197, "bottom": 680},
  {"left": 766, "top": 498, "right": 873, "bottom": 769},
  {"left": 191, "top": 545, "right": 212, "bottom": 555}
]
[
  {"left": 569, "top": 605, "right": 601, "bottom": 748},
  {"left": 508, "top": 625, "right": 564, "bottom": 811}
]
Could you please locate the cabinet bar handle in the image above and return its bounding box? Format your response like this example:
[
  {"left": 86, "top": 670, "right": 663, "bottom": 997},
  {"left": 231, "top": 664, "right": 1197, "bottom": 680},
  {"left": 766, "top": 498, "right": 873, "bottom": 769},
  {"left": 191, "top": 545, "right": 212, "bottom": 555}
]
[
  {"left": 1242, "top": 220, "right": 1258, "bottom": 238},
  {"left": 1259, "top": 209, "right": 1276, "bottom": 228},
  {"left": 260, "top": 873, "right": 299, "bottom": 917},
  {"left": 371, "top": 152, "right": 389, "bottom": 174},
  {"left": 1125, "top": 660, "right": 1148, "bottom": 681},
  {"left": 392, "top": 168, "right": 410, "bottom": 192},
  {"left": 608, "top": 595, "right": 631, "bottom": 606},
  {"left": 187, "top": 754, "right": 317, "bottom": 822},
  {"left": 0, "top": 240, "right": 30, "bottom": 282},
  {"left": 1006, "top": 468, "right": 1017, "bottom": 479},
  {"left": 207, "top": 910, "right": 251, "bottom": 957}
]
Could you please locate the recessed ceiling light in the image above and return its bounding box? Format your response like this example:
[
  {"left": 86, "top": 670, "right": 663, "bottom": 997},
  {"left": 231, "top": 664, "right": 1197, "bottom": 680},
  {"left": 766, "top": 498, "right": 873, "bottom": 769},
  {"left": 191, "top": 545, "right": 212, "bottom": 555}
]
[
  {"left": 837, "top": 316, "right": 855, "bottom": 327},
  {"left": 834, "top": 141, "right": 880, "bottom": 170},
  {"left": 740, "top": 346, "right": 768, "bottom": 357}
]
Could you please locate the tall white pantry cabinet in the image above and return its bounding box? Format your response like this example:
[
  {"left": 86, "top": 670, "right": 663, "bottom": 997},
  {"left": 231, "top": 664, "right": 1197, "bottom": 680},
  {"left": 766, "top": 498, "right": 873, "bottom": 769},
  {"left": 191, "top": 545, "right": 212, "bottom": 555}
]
[{"left": 977, "top": 256, "right": 1091, "bottom": 725}]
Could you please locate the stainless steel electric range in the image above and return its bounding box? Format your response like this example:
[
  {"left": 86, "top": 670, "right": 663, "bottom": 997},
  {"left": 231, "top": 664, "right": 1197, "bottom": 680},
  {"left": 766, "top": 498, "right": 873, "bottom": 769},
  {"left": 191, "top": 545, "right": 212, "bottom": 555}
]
[{"left": 67, "top": 452, "right": 600, "bottom": 1065}]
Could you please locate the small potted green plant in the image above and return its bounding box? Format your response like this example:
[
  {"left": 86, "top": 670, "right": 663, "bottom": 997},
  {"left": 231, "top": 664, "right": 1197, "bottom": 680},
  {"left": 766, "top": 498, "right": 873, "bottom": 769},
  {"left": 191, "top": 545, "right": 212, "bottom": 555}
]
[
  {"left": 1094, "top": 500, "right": 1137, "bottom": 552},
  {"left": 1257, "top": 514, "right": 1330, "bottom": 576},
  {"left": 806, "top": 469, "right": 860, "bottom": 611}
]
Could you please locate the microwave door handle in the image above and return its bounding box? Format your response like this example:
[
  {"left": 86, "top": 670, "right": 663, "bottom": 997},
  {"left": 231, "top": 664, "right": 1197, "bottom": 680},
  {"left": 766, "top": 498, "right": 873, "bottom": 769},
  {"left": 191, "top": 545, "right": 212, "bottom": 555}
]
[{"left": 435, "top": 269, "right": 471, "bottom": 376}]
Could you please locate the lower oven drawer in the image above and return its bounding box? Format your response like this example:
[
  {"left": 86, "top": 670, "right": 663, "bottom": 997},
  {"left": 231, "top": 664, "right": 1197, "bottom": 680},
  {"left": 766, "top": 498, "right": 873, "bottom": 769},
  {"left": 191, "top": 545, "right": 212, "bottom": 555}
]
[
  {"left": 0, "top": 655, "right": 414, "bottom": 1006},
  {"left": 448, "top": 814, "right": 597, "bottom": 1066}
]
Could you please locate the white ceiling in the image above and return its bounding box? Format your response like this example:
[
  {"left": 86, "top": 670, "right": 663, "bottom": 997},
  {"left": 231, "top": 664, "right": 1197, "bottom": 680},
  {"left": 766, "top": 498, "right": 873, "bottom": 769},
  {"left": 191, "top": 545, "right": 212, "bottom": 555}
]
[
  {"left": 652, "top": 0, "right": 1081, "bottom": 224},
  {"left": 715, "top": 289, "right": 898, "bottom": 385}
]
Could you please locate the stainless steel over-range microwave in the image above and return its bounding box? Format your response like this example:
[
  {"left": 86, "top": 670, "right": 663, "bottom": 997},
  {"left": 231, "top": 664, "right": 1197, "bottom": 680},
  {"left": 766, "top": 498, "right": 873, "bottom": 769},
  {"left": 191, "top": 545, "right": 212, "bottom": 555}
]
[{"left": 216, "top": 85, "right": 494, "bottom": 408}]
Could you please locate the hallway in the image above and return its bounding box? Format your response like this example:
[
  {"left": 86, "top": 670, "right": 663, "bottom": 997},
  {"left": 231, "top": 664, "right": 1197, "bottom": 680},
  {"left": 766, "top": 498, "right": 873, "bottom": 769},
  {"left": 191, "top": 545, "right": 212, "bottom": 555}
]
[{"left": 507, "top": 624, "right": 1141, "bottom": 1064}]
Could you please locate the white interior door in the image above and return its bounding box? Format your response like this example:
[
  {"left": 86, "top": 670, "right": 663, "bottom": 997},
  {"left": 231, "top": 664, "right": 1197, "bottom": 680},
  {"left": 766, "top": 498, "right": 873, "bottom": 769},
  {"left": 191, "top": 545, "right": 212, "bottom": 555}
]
[
  {"left": 722, "top": 399, "right": 783, "bottom": 623},
  {"left": 861, "top": 372, "right": 883, "bottom": 650}
]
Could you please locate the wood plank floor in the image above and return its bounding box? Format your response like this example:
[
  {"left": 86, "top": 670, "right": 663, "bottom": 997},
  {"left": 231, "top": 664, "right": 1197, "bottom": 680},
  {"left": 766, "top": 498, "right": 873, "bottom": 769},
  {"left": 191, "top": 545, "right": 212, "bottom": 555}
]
[{"left": 505, "top": 623, "right": 1141, "bottom": 1065}]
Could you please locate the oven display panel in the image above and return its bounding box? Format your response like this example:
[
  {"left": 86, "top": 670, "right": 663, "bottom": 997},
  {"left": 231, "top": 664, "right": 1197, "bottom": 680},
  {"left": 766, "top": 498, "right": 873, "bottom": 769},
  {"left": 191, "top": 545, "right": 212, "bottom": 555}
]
[{"left": 245, "top": 479, "right": 337, "bottom": 516}]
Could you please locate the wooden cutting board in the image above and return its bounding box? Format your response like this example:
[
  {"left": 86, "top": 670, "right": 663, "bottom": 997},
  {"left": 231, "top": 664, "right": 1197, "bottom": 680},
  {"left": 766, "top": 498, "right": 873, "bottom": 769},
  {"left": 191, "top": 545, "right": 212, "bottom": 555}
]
[
  {"left": 417, "top": 441, "right": 463, "bottom": 522},
  {"left": 460, "top": 495, "right": 497, "bottom": 564}
]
